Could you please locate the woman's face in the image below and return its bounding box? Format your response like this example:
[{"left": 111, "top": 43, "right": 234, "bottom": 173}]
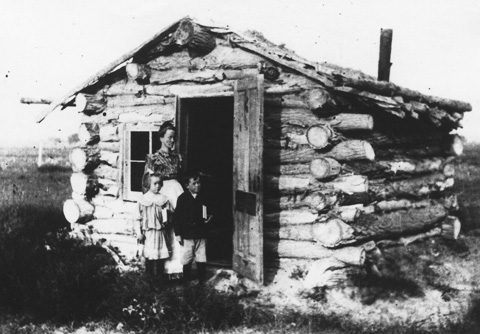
[{"left": 160, "top": 129, "right": 175, "bottom": 150}]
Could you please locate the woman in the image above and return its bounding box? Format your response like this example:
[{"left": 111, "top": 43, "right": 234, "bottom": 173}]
[{"left": 143, "top": 121, "right": 184, "bottom": 279}]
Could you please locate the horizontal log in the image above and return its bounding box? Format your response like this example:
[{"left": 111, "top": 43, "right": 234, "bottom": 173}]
[
  {"left": 333, "top": 86, "right": 405, "bottom": 118},
  {"left": 264, "top": 94, "right": 309, "bottom": 109},
  {"left": 378, "top": 227, "right": 442, "bottom": 248},
  {"left": 303, "top": 258, "right": 354, "bottom": 288},
  {"left": 20, "top": 97, "right": 53, "bottom": 105},
  {"left": 93, "top": 206, "right": 114, "bottom": 219},
  {"left": 305, "top": 125, "right": 333, "bottom": 149},
  {"left": 374, "top": 199, "right": 432, "bottom": 212},
  {"left": 70, "top": 173, "right": 90, "bottom": 195},
  {"left": 106, "top": 95, "right": 175, "bottom": 108},
  {"left": 441, "top": 216, "right": 461, "bottom": 240},
  {"left": 264, "top": 239, "right": 367, "bottom": 260},
  {"left": 93, "top": 164, "right": 120, "bottom": 181},
  {"left": 264, "top": 140, "right": 375, "bottom": 164},
  {"left": 86, "top": 219, "right": 134, "bottom": 235},
  {"left": 264, "top": 163, "right": 310, "bottom": 175},
  {"left": 351, "top": 202, "right": 448, "bottom": 241},
  {"left": 343, "top": 157, "right": 452, "bottom": 180},
  {"left": 265, "top": 107, "right": 321, "bottom": 128},
  {"left": 264, "top": 209, "right": 318, "bottom": 227},
  {"left": 347, "top": 130, "right": 443, "bottom": 149},
  {"left": 99, "top": 125, "right": 120, "bottom": 142},
  {"left": 128, "top": 65, "right": 227, "bottom": 85},
  {"left": 330, "top": 205, "right": 363, "bottom": 223},
  {"left": 104, "top": 103, "right": 176, "bottom": 118},
  {"left": 264, "top": 190, "right": 339, "bottom": 212},
  {"left": 63, "top": 199, "right": 94, "bottom": 224},
  {"left": 70, "top": 147, "right": 101, "bottom": 173},
  {"left": 93, "top": 199, "right": 139, "bottom": 216},
  {"left": 334, "top": 74, "right": 472, "bottom": 113},
  {"left": 97, "top": 141, "right": 120, "bottom": 152},
  {"left": 265, "top": 108, "right": 373, "bottom": 132},
  {"left": 318, "top": 113, "right": 374, "bottom": 131},
  {"left": 310, "top": 157, "right": 341, "bottom": 179},
  {"left": 98, "top": 183, "right": 120, "bottom": 198},
  {"left": 105, "top": 81, "right": 235, "bottom": 98},
  {"left": 265, "top": 174, "right": 368, "bottom": 195},
  {"left": 71, "top": 191, "right": 85, "bottom": 201},
  {"left": 78, "top": 123, "right": 100, "bottom": 145},
  {"left": 305, "top": 88, "right": 334, "bottom": 111},
  {"left": 265, "top": 217, "right": 354, "bottom": 248},
  {"left": 369, "top": 173, "right": 454, "bottom": 200},
  {"left": 71, "top": 146, "right": 118, "bottom": 172},
  {"left": 375, "top": 145, "right": 443, "bottom": 159},
  {"left": 74, "top": 93, "right": 106, "bottom": 115}
]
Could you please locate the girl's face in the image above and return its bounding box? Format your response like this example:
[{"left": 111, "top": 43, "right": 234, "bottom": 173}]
[
  {"left": 149, "top": 176, "right": 162, "bottom": 194},
  {"left": 160, "top": 129, "right": 175, "bottom": 150}
]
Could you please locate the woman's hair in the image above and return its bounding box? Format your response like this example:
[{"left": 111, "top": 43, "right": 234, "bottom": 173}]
[{"left": 158, "top": 121, "right": 176, "bottom": 139}]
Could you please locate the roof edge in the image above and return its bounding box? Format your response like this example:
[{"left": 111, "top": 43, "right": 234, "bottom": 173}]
[{"left": 36, "top": 16, "right": 190, "bottom": 123}]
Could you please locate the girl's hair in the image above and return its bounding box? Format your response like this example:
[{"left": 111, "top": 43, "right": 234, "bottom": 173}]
[
  {"left": 148, "top": 172, "right": 164, "bottom": 189},
  {"left": 158, "top": 121, "right": 176, "bottom": 139}
]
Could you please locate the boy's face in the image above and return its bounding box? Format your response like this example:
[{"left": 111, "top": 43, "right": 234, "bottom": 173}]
[
  {"left": 186, "top": 177, "right": 201, "bottom": 194},
  {"left": 149, "top": 176, "right": 162, "bottom": 194}
]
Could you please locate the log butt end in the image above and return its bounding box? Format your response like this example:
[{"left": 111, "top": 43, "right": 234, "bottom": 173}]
[{"left": 364, "top": 142, "right": 376, "bottom": 161}]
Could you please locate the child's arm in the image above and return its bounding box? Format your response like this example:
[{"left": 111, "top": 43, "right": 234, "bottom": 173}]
[
  {"left": 135, "top": 204, "right": 145, "bottom": 243},
  {"left": 173, "top": 195, "right": 184, "bottom": 246}
]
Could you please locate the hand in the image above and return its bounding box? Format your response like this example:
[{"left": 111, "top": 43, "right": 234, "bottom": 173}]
[
  {"left": 205, "top": 215, "right": 213, "bottom": 223},
  {"left": 176, "top": 235, "right": 184, "bottom": 246},
  {"left": 137, "top": 234, "right": 145, "bottom": 243}
]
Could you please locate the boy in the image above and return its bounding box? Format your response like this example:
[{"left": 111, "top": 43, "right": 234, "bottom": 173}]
[{"left": 174, "top": 171, "right": 212, "bottom": 283}]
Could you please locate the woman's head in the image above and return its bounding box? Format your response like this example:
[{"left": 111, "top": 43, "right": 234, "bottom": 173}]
[{"left": 158, "top": 121, "right": 176, "bottom": 150}]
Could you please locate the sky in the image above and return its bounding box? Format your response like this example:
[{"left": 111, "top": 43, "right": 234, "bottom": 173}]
[{"left": 0, "top": 0, "right": 479, "bottom": 147}]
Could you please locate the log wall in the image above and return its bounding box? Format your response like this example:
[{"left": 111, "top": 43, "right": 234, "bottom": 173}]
[{"left": 62, "top": 28, "right": 464, "bottom": 288}]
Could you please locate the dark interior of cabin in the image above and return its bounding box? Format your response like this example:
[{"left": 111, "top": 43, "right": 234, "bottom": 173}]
[{"left": 177, "top": 97, "right": 234, "bottom": 265}]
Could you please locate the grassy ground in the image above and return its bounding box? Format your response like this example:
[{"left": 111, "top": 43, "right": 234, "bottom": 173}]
[{"left": 1, "top": 145, "right": 480, "bottom": 333}]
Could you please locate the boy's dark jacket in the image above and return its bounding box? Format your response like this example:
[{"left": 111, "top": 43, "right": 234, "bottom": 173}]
[{"left": 174, "top": 190, "right": 210, "bottom": 239}]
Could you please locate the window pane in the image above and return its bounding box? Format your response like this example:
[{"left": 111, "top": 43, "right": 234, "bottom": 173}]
[
  {"left": 152, "top": 132, "right": 161, "bottom": 153},
  {"left": 131, "top": 161, "right": 145, "bottom": 192},
  {"left": 131, "top": 131, "right": 149, "bottom": 160}
]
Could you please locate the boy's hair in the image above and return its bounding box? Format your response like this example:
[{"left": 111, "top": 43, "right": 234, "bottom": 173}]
[{"left": 183, "top": 170, "right": 201, "bottom": 186}]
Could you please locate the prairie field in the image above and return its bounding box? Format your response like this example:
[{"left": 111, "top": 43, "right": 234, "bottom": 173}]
[{"left": 1, "top": 145, "right": 480, "bottom": 333}]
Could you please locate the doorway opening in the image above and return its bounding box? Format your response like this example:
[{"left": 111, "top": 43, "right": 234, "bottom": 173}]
[{"left": 177, "top": 96, "right": 234, "bottom": 266}]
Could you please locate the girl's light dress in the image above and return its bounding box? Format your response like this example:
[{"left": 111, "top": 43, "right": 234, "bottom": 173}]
[
  {"left": 143, "top": 149, "right": 184, "bottom": 277},
  {"left": 138, "top": 192, "right": 171, "bottom": 260}
]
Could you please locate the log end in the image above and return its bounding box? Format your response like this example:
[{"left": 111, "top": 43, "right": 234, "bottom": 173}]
[
  {"left": 313, "top": 218, "right": 354, "bottom": 248},
  {"left": 126, "top": 63, "right": 140, "bottom": 80},
  {"left": 441, "top": 216, "right": 461, "bottom": 240},
  {"left": 449, "top": 135, "right": 464, "bottom": 156},
  {"left": 310, "top": 158, "right": 341, "bottom": 180},
  {"left": 63, "top": 199, "right": 93, "bottom": 224},
  {"left": 74, "top": 94, "right": 88, "bottom": 112},
  {"left": 364, "top": 142, "right": 376, "bottom": 161},
  {"left": 306, "top": 125, "right": 331, "bottom": 149}
]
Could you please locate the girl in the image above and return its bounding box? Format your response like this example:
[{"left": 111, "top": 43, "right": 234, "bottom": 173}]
[
  {"left": 142, "top": 121, "right": 184, "bottom": 279},
  {"left": 137, "top": 172, "right": 172, "bottom": 281}
]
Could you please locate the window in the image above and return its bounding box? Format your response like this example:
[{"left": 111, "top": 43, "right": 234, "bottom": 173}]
[{"left": 122, "top": 124, "right": 161, "bottom": 200}]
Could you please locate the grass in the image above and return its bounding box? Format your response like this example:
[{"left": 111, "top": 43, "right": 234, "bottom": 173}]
[{"left": 1, "top": 144, "right": 480, "bottom": 333}]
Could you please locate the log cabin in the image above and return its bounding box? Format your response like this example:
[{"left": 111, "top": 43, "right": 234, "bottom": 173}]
[{"left": 37, "top": 17, "right": 471, "bottom": 288}]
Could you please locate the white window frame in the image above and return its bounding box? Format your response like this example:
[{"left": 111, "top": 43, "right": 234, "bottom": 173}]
[{"left": 121, "top": 123, "right": 160, "bottom": 201}]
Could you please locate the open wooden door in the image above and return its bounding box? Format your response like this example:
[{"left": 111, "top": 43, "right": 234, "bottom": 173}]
[{"left": 232, "top": 75, "right": 264, "bottom": 284}]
